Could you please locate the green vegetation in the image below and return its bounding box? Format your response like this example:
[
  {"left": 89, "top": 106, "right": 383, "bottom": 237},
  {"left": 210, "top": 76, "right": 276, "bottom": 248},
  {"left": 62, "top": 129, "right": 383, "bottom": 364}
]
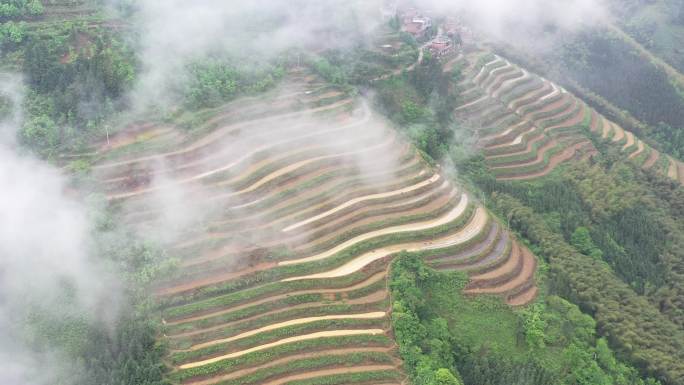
[
  {"left": 185, "top": 57, "right": 285, "bottom": 109},
  {"left": 172, "top": 334, "right": 394, "bottom": 382},
  {"left": 0, "top": 0, "right": 44, "bottom": 21},
  {"left": 390, "top": 253, "right": 661, "bottom": 385}
]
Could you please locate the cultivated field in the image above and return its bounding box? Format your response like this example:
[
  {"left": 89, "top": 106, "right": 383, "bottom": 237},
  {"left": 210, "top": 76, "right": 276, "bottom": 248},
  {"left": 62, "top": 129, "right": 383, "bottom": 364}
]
[
  {"left": 93, "top": 72, "right": 539, "bottom": 384},
  {"left": 453, "top": 52, "right": 684, "bottom": 183}
]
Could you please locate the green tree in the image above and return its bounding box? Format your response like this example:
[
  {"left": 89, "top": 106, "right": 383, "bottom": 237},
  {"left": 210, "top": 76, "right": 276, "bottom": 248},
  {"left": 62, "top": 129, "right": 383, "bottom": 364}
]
[
  {"left": 433, "top": 368, "right": 463, "bottom": 385},
  {"left": 571, "top": 227, "right": 603, "bottom": 259}
]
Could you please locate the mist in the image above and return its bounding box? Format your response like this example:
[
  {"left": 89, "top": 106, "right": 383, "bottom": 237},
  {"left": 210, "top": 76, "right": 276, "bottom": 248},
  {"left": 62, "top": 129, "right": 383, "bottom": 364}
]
[
  {"left": 0, "top": 75, "right": 120, "bottom": 385},
  {"left": 123, "top": 0, "right": 384, "bottom": 109}
]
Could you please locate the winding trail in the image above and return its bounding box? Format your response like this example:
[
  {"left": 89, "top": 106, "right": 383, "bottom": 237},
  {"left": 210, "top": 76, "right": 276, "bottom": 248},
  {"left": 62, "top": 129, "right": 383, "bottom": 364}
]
[
  {"left": 279, "top": 191, "right": 465, "bottom": 266},
  {"left": 283, "top": 207, "right": 488, "bottom": 281},
  {"left": 283, "top": 174, "right": 441, "bottom": 233},
  {"left": 178, "top": 329, "right": 386, "bottom": 369},
  {"left": 182, "top": 312, "right": 386, "bottom": 352}
]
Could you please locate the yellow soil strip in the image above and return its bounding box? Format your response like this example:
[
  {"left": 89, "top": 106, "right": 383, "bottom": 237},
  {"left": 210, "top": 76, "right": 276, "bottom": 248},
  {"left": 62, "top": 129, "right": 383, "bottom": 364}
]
[
  {"left": 187, "top": 347, "right": 394, "bottom": 385},
  {"left": 468, "top": 242, "right": 518, "bottom": 282},
  {"left": 490, "top": 139, "right": 557, "bottom": 169},
  {"left": 667, "top": 157, "right": 678, "bottom": 180},
  {"left": 524, "top": 94, "right": 572, "bottom": 122},
  {"left": 507, "top": 286, "right": 538, "bottom": 307},
  {"left": 169, "top": 290, "right": 388, "bottom": 339},
  {"left": 488, "top": 69, "right": 525, "bottom": 97},
  {"left": 493, "top": 70, "right": 530, "bottom": 99},
  {"left": 279, "top": 190, "right": 465, "bottom": 266},
  {"left": 283, "top": 207, "right": 488, "bottom": 281},
  {"left": 178, "top": 329, "right": 386, "bottom": 369},
  {"left": 455, "top": 94, "right": 491, "bottom": 111},
  {"left": 488, "top": 123, "right": 536, "bottom": 149},
  {"left": 628, "top": 139, "right": 645, "bottom": 159},
  {"left": 497, "top": 141, "right": 590, "bottom": 181},
  {"left": 678, "top": 161, "right": 684, "bottom": 184},
  {"left": 213, "top": 132, "right": 393, "bottom": 192},
  {"left": 111, "top": 130, "right": 393, "bottom": 201},
  {"left": 165, "top": 271, "right": 388, "bottom": 326},
  {"left": 642, "top": 148, "right": 660, "bottom": 169},
  {"left": 589, "top": 110, "right": 601, "bottom": 133},
  {"left": 183, "top": 312, "right": 386, "bottom": 352},
  {"left": 611, "top": 124, "right": 625, "bottom": 143},
  {"left": 473, "top": 56, "right": 503, "bottom": 84},
  {"left": 108, "top": 115, "right": 377, "bottom": 200},
  {"left": 297, "top": 182, "right": 453, "bottom": 253},
  {"left": 466, "top": 247, "right": 536, "bottom": 295},
  {"left": 194, "top": 116, "right": 373, "bottom": 183},
  {"left": 622, "top": 130, "right": 636, "bottom": 151},
  {"left": 508, "top": 82, "right": 553, "bottom": 111},
  {"left": 538, "top": 82, "right": 561, "bottom": 102},
  {"left": 262, "top": 365, "right": 399, "bottom": 385},
  {"left": 96, "top": 98, "right": 356, "bottom": 170},
  {"left": 283, "top": 174, "right": 441, "bottom": 233},
  {"left": 602, "top": 121, "right": 615, "bottom": 139},
  {"left": 479, "top": 61, "right": 513, "bottom": 87}
]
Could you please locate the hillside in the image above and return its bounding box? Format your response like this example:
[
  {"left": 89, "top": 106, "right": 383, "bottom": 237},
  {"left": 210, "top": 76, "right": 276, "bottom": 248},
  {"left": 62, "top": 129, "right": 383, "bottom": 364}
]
[
  {"left": 2, "top": 1, "right": 684, "bottom": 385},
  {"left": 87, "top": 74, "right": 539, "bottom": 384}
]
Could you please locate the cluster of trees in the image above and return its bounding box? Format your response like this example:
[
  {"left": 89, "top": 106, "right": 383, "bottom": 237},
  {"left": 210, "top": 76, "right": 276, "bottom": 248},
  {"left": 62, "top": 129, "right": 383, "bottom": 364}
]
[
  {"left": 184, "top": 57, "right": 285, "bottom": 109},
  {"left": 374, "top": 53, "right": 459, "bottom": 161},
  {"left": 0, "top": 20, "right": 26, "bottom": 47},
  {"left": 489, "top": 192, "right": 684, "bottom": 384},
  {"left": 0, "top": 0, "right": 44, "bottom": 21},
  {"left": 390, "top": 253, "right": 660, "bottom": 385},
  {"left": 558, "top": 31, "right": 684, "bottom": 130},
  {"left": 390, "top": 253, "right": 465, "bottom": 385},
  {"left": 17, "top": 24, "right": 136, "bottom": 155}
]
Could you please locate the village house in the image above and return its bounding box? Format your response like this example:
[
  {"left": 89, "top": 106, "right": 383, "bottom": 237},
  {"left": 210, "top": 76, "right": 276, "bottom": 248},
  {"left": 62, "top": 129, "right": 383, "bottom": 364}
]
[
  {"left": 429, "top": 35, "right": 456, "bottom": 57},
  {"left": 401, "top": 10, "right": 432, "bottom": 38}
]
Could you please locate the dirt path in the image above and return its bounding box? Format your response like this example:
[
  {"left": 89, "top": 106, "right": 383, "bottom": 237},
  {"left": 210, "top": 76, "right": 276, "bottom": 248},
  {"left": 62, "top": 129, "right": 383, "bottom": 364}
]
[
  {"left": 479, "top": 61, "right": 513, "bottom": 88},
  {"left": 589, "top": 110, "right": 601, "bottom": 133},
  {"left": 96, "top": 98, "right": 357, "bottom": 171},
  {"left": 487, "top": 68, "right": 525, "bottom": 96},
  {"left": 493, "top": 70, "right": 530, "bottom": 99},
  {"left": 283, "top": 174, "right": 441, "bottom": 233},
  {"left": 107, "top": 107, "right": 374, "bottom": 200},
  {"left": 611, "top": 124, "right": 625, "bottom": 142},
  {"left": 507, "top": 82, "right": 551, "bottom": 111},
  {"left": 497, "top": 141, "right": 589, "bottom": 181},
  {"left": 466, "top": 246, "right": 536, "bottom": 295},
  {"left": 279, "top": 190, "right": 464, "bottom": 266},
  {"left": 186, "top": 347, "right": 394, "bottom": 385},
  {"left": 262, "top": 365, "right": 398, "bottom": 385},
  {"left": 602, "top": 121, "right": 615, "bottom": 139},
  {"left": 622, "top": 131, "right": 635, "bottom": 151},
  {"left": 507, "top": 286, "right": 538, "bottom": 307},
  {"left": 628, "top": 139, "right": 645, "bottom": 159},
  {"left": 490, "top": 139, "right": 557, "bottom": 170},
  {"left": 297, "top": 183, "right": 453, "bottom": 254},
  {"left": 667, "top": 157, "right": 679, "bottom": 180},
  {"left": 155, "top": 262, "right": 277, "bottom": 297},
  {"left": 468, "top": 243, "right": 519, "bottom": 282},
  {"left": 473, "top": 56, "right": 503, "bottom": 84},
  {"left": 183, "top": 312, "right": 386, "bottom": 352},
  {"left": 178, "top": 329, "right": 386, "bottom": 369},
  {"left": 544, "top": 104, "right": 585, "bottom": 132},
  {"left": 264, "top": 365, "right": 397, "bottom": 385},
  {"left": 642, "top": 149, "right": 660, "bottom": 169},
  {"left": 486, "top": 123, "right": 536, "bottom": 150},
  {"left": 169, "top": 290, "right": 388, "bottom": 339},
  {"left": 283, "top": 207, "right": 488, "bottom": 281}
]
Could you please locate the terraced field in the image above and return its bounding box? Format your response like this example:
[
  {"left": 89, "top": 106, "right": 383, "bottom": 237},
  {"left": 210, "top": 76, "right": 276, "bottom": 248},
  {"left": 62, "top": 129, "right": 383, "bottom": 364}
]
[
  {"left": 92, "top": 73, "right": 539, "bottom": 384},
  {"left": 454, "top": 52, "right": 684, "bottom": 183}
]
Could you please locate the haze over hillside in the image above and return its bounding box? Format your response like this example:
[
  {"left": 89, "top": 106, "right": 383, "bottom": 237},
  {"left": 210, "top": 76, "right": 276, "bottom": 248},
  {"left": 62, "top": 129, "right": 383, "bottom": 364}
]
[{"left": 0, "top": 1, "right": 683, "bottom": 385}]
